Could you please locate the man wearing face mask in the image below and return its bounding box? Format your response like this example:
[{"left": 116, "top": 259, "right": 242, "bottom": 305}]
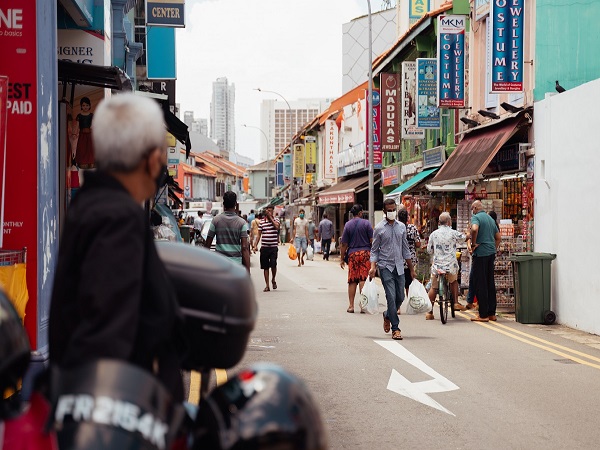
[
  {"left": 49, "top": 94, "right": 185, "bottom": 401},
  {"left": 369, "top": 199, "right": 417, "bottom": 340}
]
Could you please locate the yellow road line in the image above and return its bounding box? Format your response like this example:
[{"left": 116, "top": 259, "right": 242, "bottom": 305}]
[
  {"left": 456, "top": 312, "right": 600, "bottom": 370},
  {"left": 187, "top": 369, "right": 229, "bottom": 404}
]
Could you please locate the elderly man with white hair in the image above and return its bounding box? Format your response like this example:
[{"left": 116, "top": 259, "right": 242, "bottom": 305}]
[
  {"left": 425, "top": 211, "right": 467, "bottom": 320},
  {"left": 49, "top": 93, "right": 185, "bottom": 401}
]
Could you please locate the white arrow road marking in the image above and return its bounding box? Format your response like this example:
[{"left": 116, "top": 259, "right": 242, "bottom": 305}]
[{"left": 375, "top": 340, "right": 459, "bottom": 416}]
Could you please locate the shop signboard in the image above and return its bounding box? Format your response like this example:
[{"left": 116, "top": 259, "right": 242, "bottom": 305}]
[
  {"left": 57, "top": 29, "right": 105, "bottom": 65},
  {"left": 168, "top": 164, "right": 177, "bottom": 177},
  {"left": 365, "top": 89, "right": 382, "bottom": 168},
  {"left": 283, "top": 153, "right": 292, "bottom": 181},
  {"left": 380, "top": 73, "right": 401, "bottom": 152},
  {"left": 437, "top": 15, "right": 466, "bottom": 109},
  {"left": 0, "top": 77, "right": 7, "bottom": 245},
  {"left": 474, "top": 0, "right": 490, "bottom": 21},
  {"left": 319, "top": 192, "right": 355, "bottom": 205},
  {"left": 146, "top": 0, "right": 185, "bottom": 27},
  {"left": 147, "top": 26, "right": 176, "bottom": 79},
  {"left": 276, "top": 161, "right": 284, "bottom": 186},
  {"left": 422, "top": 145, "right": 446, "bottom": 169},
  {"left": 490, "top": 0, "right": 524, "bottom": 93},
  {"left": 409, "top": 0, "right": 430, "bottom": 25},
  {"left": 401, "top": 61, "right": 425, "bottom": 139},
  {"left": 305, "top": 135, "right": 317, "bottom": 174},
  {"left": 382, "top": 166, "right": 399, "bottom": 187},
  {"left": 153, "top": 80, "right": 177, "bottom": 110},
  {"left": 416, "top": 58, "right": 440, "bottom": 129},
  {"left": 323, "top": 119, "right": 338, "bottom": 179},
  {"left": 292, "top": 144, "right": 305, "bottom": 178}
]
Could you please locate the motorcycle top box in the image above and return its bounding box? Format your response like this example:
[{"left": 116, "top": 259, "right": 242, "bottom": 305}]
[{"left": 156, "top": 242, "right": 257, "bottom": 371}]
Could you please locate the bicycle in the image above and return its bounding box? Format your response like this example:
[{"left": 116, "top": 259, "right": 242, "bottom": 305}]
[{"left": 434, "top": 268, "right": 455, "bottom": 324}]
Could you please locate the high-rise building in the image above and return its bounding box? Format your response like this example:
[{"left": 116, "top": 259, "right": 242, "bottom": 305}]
[
  {"left": 210, "top": 77, "right": 235, "bottom": 153},
  {"left": 192, "top": 118, "right": 208, "bottom": 137},
  {"left": 183, "top": 111, "right": 194, "bottom": 128},
  {"left": 259, "top": 98, "right": 332, "bottom": 162}
]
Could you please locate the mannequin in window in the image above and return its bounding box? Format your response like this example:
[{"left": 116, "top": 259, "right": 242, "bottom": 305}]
[{"left": 74, "top": 97, "right": 96, "bottom": 169}]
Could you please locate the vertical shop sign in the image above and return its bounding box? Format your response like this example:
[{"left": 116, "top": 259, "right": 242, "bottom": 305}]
[
  {"left": 0, "top": 77, "right": 7, "bottom": 245},
  {"left": 276, "top": 161, "right": 284, "bottom": 186},
  {"left": 305, "top": 136, "right": 317, "bottom": 174},
  {"left": 365, "top": 89, "right": 382, "bottom": 168},
  {"left": 401, "top": 61, "right": 425, "bottom": 140},
  {"left": 380, "top": 73, "right": 401, "bottom": 152},
  {"left": 283, "top": 153, "right": 292, "bottom": 181},
  {"left": 147, "top": 26, "right": 176, "bottom": 79},
  {"left": 437, "top": 15, "right": 466, "bottom": 108},
  {"left": 409, "top": 0, "right": 430, "bottom": 25},
  {"left": 490, "top": 0, "right": 524, "bottom": 93},
  {"left": 416, "top": 58, "right": 440, "bottom": 129},
  {"left": 323, "top": 119, "right": 337, "bottom": 179},
  {"left": 292, "top": 144, "right": 305, "bottom": 178}
]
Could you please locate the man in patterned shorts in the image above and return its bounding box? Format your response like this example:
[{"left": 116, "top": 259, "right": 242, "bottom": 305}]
[{"left": 340, "top": 204, "right": 373, "bottom": 313}]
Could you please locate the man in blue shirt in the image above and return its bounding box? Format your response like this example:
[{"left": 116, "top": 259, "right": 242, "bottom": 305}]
[
  {"left": 468, "top": 200, "right": 501, "bottom": 322},
  {"left": 318, "top": 213, "right": 334, "bottom": 260},
  {"left": 369, "top": 199, "right": 417, "bottom": 340}
]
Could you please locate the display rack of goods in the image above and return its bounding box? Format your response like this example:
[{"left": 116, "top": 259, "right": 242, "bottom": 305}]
[
  {"left": 494, "top": 236, "right": 524, "bottom": 309},
  {"left": 503, "top": 179, "right": 523, "bottom": 218}
]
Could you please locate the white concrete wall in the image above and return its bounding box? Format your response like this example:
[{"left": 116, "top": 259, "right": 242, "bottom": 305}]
[{"left": 534, "top": 78, "right": 600, "bottom": 335}]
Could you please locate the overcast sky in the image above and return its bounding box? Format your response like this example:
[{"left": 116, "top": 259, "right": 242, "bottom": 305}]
[{"left": 176, "top": 0, "right": 379, "bottom": 163}]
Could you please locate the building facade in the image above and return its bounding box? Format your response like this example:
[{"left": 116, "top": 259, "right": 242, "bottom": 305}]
[{"left": 210, "top": 76, "right": 235, "bottom": 153}]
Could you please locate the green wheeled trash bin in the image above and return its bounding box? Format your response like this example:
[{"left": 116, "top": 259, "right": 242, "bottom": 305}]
[
  {"left": 508, "top": 252, "right": 557, "bottom": 325},
  {"left": 179, "top": 225, "right": 192, "bottom": 243}
]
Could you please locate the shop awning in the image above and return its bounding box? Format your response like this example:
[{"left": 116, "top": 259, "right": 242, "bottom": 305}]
[
  {"left": 430, "top": 119, "right": 521, "bottom": 186},
  {"left": 161, "top": 103, "right": 192, "bottom": 159},
  {"left": 257, "top": 196, "right": 284, "bottom": 211},
  {"left": 385, "top": 168, "right": 438, "bottom": 198},
  {"left": 317, "top": 174, "right": 370, "bottom": 204},
  {"left": 58, "top": 60, "right": 132, "bottom": 91}
]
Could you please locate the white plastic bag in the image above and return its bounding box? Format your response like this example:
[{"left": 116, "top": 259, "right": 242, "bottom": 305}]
[
  {"left": 314, "top": 240, "right": 321, "bottom": 253},
  {"left": 306, "top": 245, "right": 314, "bottom": 260},
  {"left": 330, "top": 241, "right": 336, "bottom": 254},
  {"left": 406, "top": 279, "right": 431, "bottom": 314},
  {"left": 362, "top": 277, "right": 379, "bottom": 315}
]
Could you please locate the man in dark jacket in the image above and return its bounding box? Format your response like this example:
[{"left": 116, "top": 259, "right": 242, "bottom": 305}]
[{"left": 49, "top": 93, "right": 185, "bottom": 401}]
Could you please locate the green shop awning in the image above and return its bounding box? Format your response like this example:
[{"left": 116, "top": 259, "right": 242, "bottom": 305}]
[
  {"left": 385, "top": 168, "right": 439, "bottom": 197},
  {"left": 257, "top": 196, "right": 284, "bottom": 210}
]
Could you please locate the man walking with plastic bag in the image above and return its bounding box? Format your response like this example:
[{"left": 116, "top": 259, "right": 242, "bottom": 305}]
[{"left": 369, "top": 199, "right": 417, "bottom": 340}]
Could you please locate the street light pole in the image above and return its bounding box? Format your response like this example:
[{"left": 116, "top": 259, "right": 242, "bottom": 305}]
[
  {"left": 254, "top": 88, "right": 294, "bottom": 202},
  {"left": 243, "top": 124, "right": 270, "bottom": 203},
  {"left": 367, "top": 0, "right": 375, "bottom": 226}
]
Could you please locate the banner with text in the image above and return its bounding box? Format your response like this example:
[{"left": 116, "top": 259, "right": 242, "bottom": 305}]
[
  {"left": 366, "top": 89, "right": 382, "bottom": 168},
  {"left": 382, "top": 166, "right": 399, "bottom": 187},
  {"left": 323, "top": 120, "right": 338, "bottom": 179},
  {"left": 305, "top": 136, "right": 317, "bottom": 173},
  {"left": 409, "top": 0, "right": 430, "bottom": 25},
  {"left": 437, "top": 15, "right": 466, "bottom": 108},
  {"left": 401, "top": 61, "right": 425, "bottom": 139},
  {"left": 380, "top": 73, "right": 401, "bottom": 151},
  {"left": 293, "top": 144, "right": 305, "bottom": 178},
  {"left": 416, "top": 58, "right": 440, "bottom": 129},
  {"left": 283, "top": 153, "right": 292, "bottom": 181},
  {"left": 0, "top": 77, "right": 7, "bottom": 245},
  {"left": 146, "top": 0, "right": 185, "bottom": 27},
  {"left": 276, "top": 161, "right": 284, "bottom": 186},
  {"left": 490, "top": 0, "right": 524, "bottom": 93}
]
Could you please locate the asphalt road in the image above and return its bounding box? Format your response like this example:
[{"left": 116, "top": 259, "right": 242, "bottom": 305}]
[{"left": 199, "top": 245, "right": 600, "bottom": 449}]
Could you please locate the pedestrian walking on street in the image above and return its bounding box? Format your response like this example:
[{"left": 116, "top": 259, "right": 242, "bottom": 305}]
[
  {"left": 49, "top": 93, "right": 185, "bottom": 402},
  {"left": 254, "top": 205, "right": 280, "bottom": 291},
  {"left": 250, "top": 212, "right": 262, "bottom": 253},
  {"left": 340, "top": 204, "right": 373, "bottom": 313},
  {"left": 204, "top": 191, "right": 250, "bottom": 272},
  {"left": 318, "top": 213, "right": 334, "bottom": 260},
  {"left": 291, "top": 209, "right": 309, "bottom": 267},
  {"left": 369, "top": 199, "right": 417, "bottom": 340},
  {"left": 307, "top": 218, "right": 316, "bottom": 250},
  {"left": 193, "top": 210, "right": 206, "bottom": 243},
  {"left": 398, "top": 208, "right": 421, "bottom": 298},
  {"left": 425, "top": 212, "right": 468, "bottom": 320},
  {"left": 468, "top": 200, "right": 501, "bottom": 322}
]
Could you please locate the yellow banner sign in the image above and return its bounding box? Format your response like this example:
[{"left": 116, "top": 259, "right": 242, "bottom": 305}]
[{"left": 293, "top": 144, "right": 305, "bottom": 177}]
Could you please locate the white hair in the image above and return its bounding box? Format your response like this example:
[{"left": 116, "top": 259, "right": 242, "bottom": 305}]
[
  {"left": 92, "top": 93, "right": 166, "bottom": 172},
  {"left": 439, "top": 212, "right": 452, "bottom": 225}
]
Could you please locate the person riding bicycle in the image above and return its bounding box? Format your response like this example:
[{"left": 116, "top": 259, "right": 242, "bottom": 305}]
[{"left": 425, "top": 212, "right": 467, "bottom": 320}]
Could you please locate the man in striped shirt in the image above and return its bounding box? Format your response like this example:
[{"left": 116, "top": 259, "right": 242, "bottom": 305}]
[
  {"left": 253, "top": 205, "right": 280, "bottom": 292},
  {"left": 204, "top": 191, "right": 250, "bottom": 272}
]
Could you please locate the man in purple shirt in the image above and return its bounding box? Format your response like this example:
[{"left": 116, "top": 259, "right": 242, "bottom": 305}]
[{"left": 340, "top": 204, "right": 373, "bottom": 313}]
